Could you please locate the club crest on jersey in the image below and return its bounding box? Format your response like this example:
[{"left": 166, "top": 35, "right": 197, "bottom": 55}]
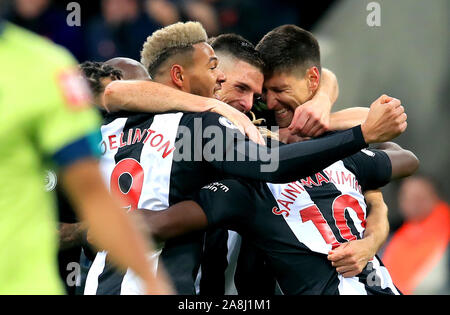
[
  {"left": 218, "top": 116, "right": 239, "bottom": 130},
  {"left": 56, "top": 67, "right": 92, "bottom": 110}
]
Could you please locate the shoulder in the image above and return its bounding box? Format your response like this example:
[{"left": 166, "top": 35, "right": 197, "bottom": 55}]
[
  {"left": 4, "top": 23, "right": 75, "bottom": 68},
  {"left": 342, "top": 148, "right": 392, "bottom": 190},
  {"left": 179, "top": 112, "right": 239, "bottom": 130},
  {"left": 199, "top": 178, "right": 257, "bottom": 201}
]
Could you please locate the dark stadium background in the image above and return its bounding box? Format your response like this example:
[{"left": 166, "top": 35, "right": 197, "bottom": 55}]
[{"left": 4, "top": 0, "right": 448, "bottom": 294}]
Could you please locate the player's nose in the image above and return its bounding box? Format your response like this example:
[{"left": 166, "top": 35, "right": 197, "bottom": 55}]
[
  {"left": 265, "top": 91, "right": 278, "bottom": 110},
  {"left": 240, "top": 94, "right": 254, "bottom": 113},
  {"left": 216, "top": 69, "right": 226, "bottom": 84}
]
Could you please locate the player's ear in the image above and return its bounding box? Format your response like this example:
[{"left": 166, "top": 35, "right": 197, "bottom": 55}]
[
  {"left": 170, "top": 64, "right": 184, "bottom": 89},
  {"left": 306, "top": 66, "right": 320, "bottom": 94}
]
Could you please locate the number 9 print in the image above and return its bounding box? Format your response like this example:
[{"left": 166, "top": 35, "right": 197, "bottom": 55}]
[{"left": 110, "top": 158, "right": 144, "bottom": 211}]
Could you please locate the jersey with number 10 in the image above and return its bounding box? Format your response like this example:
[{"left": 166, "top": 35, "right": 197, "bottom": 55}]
[{"left": 196, "top": 148, "right": 401, "bottom": 295}]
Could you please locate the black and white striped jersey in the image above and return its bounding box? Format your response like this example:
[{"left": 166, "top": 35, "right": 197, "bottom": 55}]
[
  {"left": 85, "top": 110, "right": 369, "bottom": 295},
  {"left": 195, "top": 149, "right": 401, "bottom": 295}
]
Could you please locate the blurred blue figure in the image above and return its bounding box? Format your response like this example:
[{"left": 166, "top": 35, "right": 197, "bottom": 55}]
[
  {"left": 10, "top": 0, "right": 85, "bottom": 60},
  {"left": 85, "top": 0, "right": 161, "bottom": 61}
]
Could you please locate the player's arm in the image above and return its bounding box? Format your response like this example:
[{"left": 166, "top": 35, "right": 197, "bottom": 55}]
[
  {"left": 58, "top": 222, "right": 86, "bottom": 250},
  {"left": 362, "top": 190, "right": 389, "bottom": 257},
  {"left": 133, "top": 181, "right": 248, "bottom": 241},
  {"left": 374, "top": 142, "right": 419, "bottom": 179},
  {"left": 329, "top": 107, "right": 369, "bottom": 131},
  {"left": 288, "top": 68, "right": 339, "bottom": 137},
  {"left": 41, "top": 54, "right": 173, "bottom": 293},
  {"left": 205, "top": 95, "right": 407, "bottom": 183},
  {"left": 328, "top": 190, "right": 389, "bottom": 277},
  {"left": 104, "top": 80, "right": 265, "bottom": 145},
  {"left": 327, "top": 142, "right": 417, "bottom": 276},
  {"left": 133, "top": 201, "right": 209, "bottom": 242}
]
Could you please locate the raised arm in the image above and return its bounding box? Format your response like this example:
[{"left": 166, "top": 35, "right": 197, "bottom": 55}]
[
  {"left": 104, "top": 80, "right": 265, "bottom": 145},
  {"left": 288, "top": 68, "right": 339, "bottom": 137},
  {"left": 209, "top": 95, "right": 407, "bottom": 183},
  {"left": 329, "top": 107, "right": 369, "bottom": 131}
]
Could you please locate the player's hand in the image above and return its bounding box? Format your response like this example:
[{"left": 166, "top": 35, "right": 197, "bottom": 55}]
[
  {"left": 327, "top": 239, "right": 377, "bottom": 278},
  {"left": 361, "top": 95, "right": 407, "bottom": 143},
  {"left": 278, "top": 127, "right": 310, "bottom": 144},
  {"left": 208, "top": 99, "right": 266, "bottom": 145},
  {"left": 288, "top": 92, "right": 331, "bottom": 137}
]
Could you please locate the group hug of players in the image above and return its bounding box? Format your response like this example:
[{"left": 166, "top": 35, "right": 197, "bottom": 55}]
[{"left": 66, "top": 21, "right": 417, "bottom": 295}]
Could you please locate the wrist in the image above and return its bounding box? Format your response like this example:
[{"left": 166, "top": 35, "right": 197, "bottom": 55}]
[
  {"left": 360, "top": 123, "right": 372, "bottom": 144},
  {"left": 360, "top": 233, "right": 378, "bottom": 255},
  {"left": 203, "top": 97, "right": 220, "bottom": 112},
  {"left": 315, "top": 91, "right": 333, "bottom": 109}
]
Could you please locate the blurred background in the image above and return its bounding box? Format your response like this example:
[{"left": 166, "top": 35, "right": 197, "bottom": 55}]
[{"left": 2, "top": 0, "right": 448, "bottom": 294}]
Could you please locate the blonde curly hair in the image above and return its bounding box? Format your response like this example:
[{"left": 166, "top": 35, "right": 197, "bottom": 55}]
[{"left": 249, "top": 111, "right": 280, "bottom": 141}]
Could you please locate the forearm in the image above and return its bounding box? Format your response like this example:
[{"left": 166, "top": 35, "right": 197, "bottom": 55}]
[
  {"left": 330, "top": 107, "right": 369, "bottom": 131},
  {"left": 104, "top": 80, "right": 216, "bottom": 113},
  {"left": 372, "top": 142, "right": 419, "bottom": 179},
  {"left": 363, "top": 191, "right": 389, "bottom": 254},
  {"left": 221, "top": 126, "right": 367, "bottom": 183},
  {"left": 317, "top": 68, "right": 339, "bottom": 106},
  {"left": 135, "top": 202, "right": 208, "bottom": 241},
  {"left": 58, "top": 222, "right": 86, "bottom": 250}
]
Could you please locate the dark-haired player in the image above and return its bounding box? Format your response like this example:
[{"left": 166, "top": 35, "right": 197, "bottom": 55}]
[
  {"left": 84, "top": 21, "right": 408, "bottom": 295},
  {"left": 255, "top": 25, "right": 397, "bottom": 274}
]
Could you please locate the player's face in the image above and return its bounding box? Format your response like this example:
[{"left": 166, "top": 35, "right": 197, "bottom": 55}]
[
  {"left": 215, "top": 60, "right": 264, "bottom": 113},
  {"left": 263, "top": 72, "right": 312, "bottom": 128},
  {"left": 184, "top": 42, "right": 226, "bottom": 98}
]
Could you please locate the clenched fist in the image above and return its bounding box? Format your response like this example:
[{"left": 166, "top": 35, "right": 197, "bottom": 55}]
[{"left": 361, "top": 95, "right": 407, "bottom": 143}]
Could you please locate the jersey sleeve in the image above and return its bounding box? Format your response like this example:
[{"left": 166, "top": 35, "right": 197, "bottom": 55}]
[
  {"left": 191, "top": 112, "right": 368, "bottom": 183},
  {"left": 193, "top": 179, "right": 255, "bottom": 231},
  {"left": 33, "top": 48, "right": 101, "bottom": 168},
  {"left": 344, "top": 149, "right": 392, "bottom": 191}
]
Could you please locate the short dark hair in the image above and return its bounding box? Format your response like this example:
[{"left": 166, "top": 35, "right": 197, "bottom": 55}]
[
  {"left": 256, "top": 25, "right": 321, "bottom": 76},
  {"left": 79, "top": 61, "right": 122, "bottom": 96},
  {"left": 209, "top": 34, "right": 264, "bottom": 72}
]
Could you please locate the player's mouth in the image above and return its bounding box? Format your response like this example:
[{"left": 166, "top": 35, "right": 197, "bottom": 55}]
[
  {"left": 274, "top": 107, "right": 293, "bottom": 120},
  {"left": 275, "top": 108, "right": 288, "bottom": 115},
  {"left": 274, "top": 106, "right": 294, "bottom": 128},
  {"left": 213, "top": 84, "right": 222, "bottom": 99}
]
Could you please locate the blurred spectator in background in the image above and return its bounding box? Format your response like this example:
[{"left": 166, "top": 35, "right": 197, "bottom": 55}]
[
  {"left": 176, "top": 0, "right": 219, "bottom": 36},
  {"left": 144, "top": 0, "right": 179, "bottom": 27},
  {"left": 8, "top": 0, "right": 308, "bottom": 61},
  {"left": 205, "top": 0, "right": 300, "bottom": 44},
  {"left": 86, "top": 0, "right": 166, "bottom": 61},
  {"left": 382, "top": 175, "right": 450, "bottom": 294},
  {"left": 10, "top": 0, "right": 85, "bottom": 60}
]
